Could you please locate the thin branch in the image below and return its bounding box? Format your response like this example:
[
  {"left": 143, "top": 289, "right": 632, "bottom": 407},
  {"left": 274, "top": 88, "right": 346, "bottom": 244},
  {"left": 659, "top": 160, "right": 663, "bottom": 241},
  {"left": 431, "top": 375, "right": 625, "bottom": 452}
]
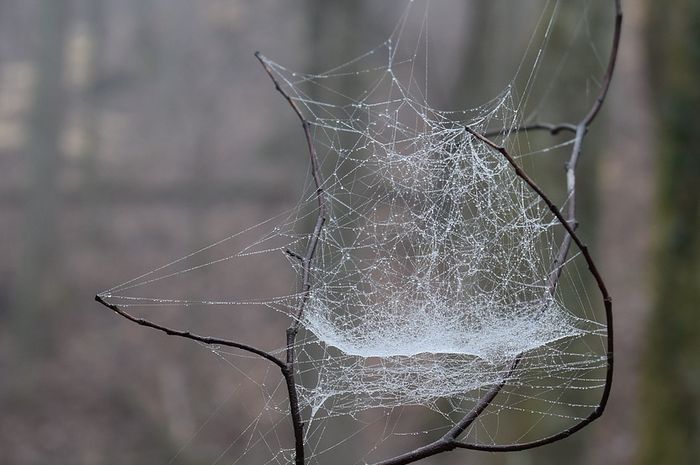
[
  {"left": 458, "top": 126, "right": 614, "bottom": 449},
  {"left": 452, "top": 0, "right": 620, "bottom": 451},
  {"left": 484, "top": 122, "right": 578, "bottom": 138},
  {"left": 94, "top": 295, "right": 286, "bottom": 370},
  {"left": 466, "top": 128, "right": 603, "bottom": 280},
  {"left": 285, "top": 248, "right": 305, "bottom": 261},
  {"left": 94, "top": 295, "right": 305, "bottom": 461},
  {"left": 373, "top": 359, "right": 522, "bottom": 465},
  {"left": 255, "top": 51, "right": 328, "bottom": 465}
]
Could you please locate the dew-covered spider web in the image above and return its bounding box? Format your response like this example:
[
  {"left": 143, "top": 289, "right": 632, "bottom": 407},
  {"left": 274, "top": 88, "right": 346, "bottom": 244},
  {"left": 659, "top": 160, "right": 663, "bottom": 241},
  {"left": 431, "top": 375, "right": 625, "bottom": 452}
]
[{"left": 99, "top": 1, "right": 611, "bottom": 463}]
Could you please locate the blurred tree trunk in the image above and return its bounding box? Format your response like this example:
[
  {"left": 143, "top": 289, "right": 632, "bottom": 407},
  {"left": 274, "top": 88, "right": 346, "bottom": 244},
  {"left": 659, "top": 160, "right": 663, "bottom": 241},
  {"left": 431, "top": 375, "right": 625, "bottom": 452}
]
[
  {"left": 16, "top": 0, "right": 69, "bottom": 352},
  {"left": 582, "top": 3, "right": 656, "bottom": 465},
  {"left": 640, "top": 1, "right": 700, "bottom": 464}
]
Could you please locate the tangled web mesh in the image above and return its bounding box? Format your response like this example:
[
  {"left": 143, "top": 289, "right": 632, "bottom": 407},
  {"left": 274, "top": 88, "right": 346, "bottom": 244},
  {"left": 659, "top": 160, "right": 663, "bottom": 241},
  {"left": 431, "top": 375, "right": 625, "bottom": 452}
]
[
  {"left": 100, "top": 2, "right": 609, "bottom": 461},
  {"left": 256, "top": 45, "right": 602, "bottom": 415}
]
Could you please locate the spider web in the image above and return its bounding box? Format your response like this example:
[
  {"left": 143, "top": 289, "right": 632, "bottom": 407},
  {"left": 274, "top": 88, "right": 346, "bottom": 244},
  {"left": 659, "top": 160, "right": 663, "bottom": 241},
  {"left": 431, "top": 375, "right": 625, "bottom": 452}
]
[{"left": 99, "top": 2, "right": 610, "bottom": 463}]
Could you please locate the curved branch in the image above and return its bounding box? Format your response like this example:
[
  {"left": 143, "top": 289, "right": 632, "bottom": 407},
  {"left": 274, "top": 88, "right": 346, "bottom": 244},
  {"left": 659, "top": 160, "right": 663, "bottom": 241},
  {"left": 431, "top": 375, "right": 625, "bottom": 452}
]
[
  {"left": 459, "top": 127, "right": 614, "bottom": 452},
  {"left": 94, "top": 295, "right": 306, "bottom": 460},
  {"left": 94, "top": 295, "right": 286, "bottom": 370},
  {"left": 373, "top": 359, "right": 522, "bottom": 465}
]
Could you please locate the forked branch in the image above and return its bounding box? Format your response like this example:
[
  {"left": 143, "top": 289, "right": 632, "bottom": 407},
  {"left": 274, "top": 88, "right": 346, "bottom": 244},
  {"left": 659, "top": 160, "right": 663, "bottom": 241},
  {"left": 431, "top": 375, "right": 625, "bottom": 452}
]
[
  {"left": 95, "top": 294, "right": 286, "bottom": 369},
  {"left": 94, "top": 294, "right": 304, "bottom": 463}
]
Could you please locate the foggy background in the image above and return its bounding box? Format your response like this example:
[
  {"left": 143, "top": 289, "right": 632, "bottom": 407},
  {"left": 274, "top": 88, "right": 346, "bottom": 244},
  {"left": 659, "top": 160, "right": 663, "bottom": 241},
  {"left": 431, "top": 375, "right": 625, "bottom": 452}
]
[{"left": 1, "top": 0, "right": 697, "bottom": 464}]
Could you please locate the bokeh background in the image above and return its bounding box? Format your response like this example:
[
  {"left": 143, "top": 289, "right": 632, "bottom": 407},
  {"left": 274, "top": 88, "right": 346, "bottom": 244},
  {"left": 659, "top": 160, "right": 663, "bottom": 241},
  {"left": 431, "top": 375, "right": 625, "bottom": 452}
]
[{"left": 1, "top": 0, "right": 697, "bottom": 464}]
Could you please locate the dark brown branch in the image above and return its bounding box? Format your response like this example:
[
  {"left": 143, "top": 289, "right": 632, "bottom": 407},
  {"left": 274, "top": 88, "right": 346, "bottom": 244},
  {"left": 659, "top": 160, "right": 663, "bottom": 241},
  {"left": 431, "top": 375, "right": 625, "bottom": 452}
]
[
  {"left": 285, "top": 248, "right": 305, "bottom": 261},
  {"left": 446, "top": 358, "right": 521, "bottom": 438},
  {"left": 94, "top": 295, "right": 305, "bottom": 461},
  {"left": 255, "top": 51, "right": 328, "bottom": 465},
  {"left": 373, "top": 359, "right": 522, "bottom": 465},
  {"left": 484, "top": 122, "right": 578, "bottom": 138},
  {"left": 459, "top": 126, "right": 614, "bottom": 450},
  {"left": 94, "top": 295, "right": 286, "bottom": 370}
]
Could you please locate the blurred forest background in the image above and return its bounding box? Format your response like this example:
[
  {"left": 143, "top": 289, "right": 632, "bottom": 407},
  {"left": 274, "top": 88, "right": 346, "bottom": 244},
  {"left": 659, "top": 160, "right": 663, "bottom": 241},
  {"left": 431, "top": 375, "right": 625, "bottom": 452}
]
[{"left": 0, "top": 0, "right": 698, "bottom": 464}]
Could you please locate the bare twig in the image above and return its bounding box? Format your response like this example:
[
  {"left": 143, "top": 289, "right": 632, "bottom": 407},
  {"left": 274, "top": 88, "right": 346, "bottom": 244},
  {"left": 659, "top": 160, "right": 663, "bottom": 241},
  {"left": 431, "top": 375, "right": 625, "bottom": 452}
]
[
  {"left": 94, "top": 295, "right": 286, "bottom": 369},
  {"left": 94, "top": 293, "right": 303, "bottom": 461},
  {"left": 484, "top": 122, "right": 578, "bottom": 138},
  {"left": 255, "top": 51, "right": 328, "bottom": 465},
  {"left": 372, "top": 359, "right": 521, "bottom": 465}
]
